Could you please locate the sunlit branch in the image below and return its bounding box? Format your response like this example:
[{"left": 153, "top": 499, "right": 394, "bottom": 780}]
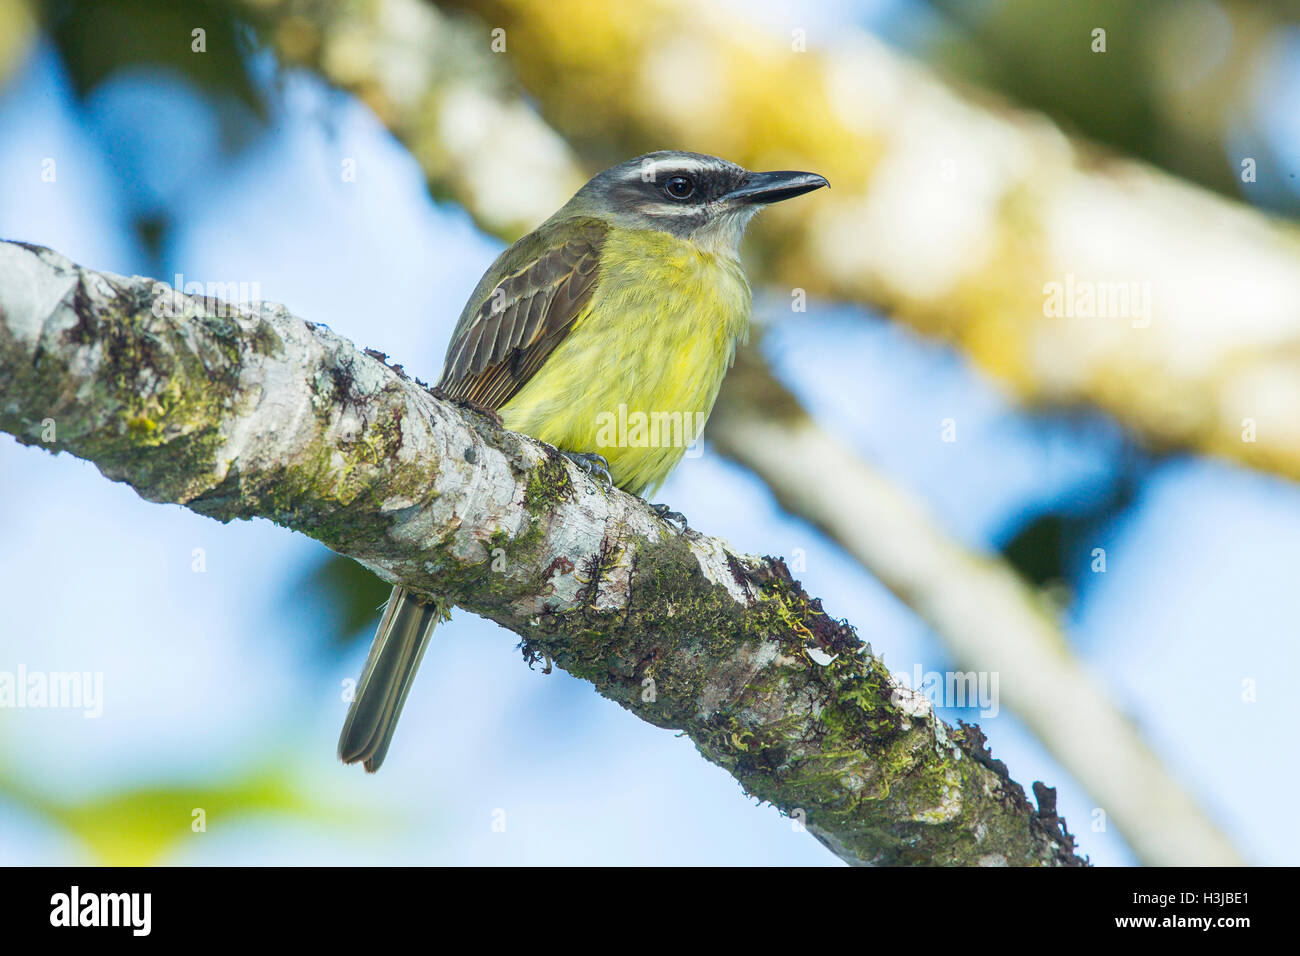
[{"left": 0, "top": 239, "right": 1086, "bottom": 866}]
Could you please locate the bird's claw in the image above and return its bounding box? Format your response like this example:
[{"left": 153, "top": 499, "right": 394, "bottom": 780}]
[
  {"left": 650, "top": 503, "right": 689, "bottom": 532},
  {"left": 562, "top": 451, "right": 613, "bottom": 489}
]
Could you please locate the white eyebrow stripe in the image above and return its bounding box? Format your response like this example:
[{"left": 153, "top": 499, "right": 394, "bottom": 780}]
[{"left": 628, "top": 157, "right": 718, "bottom": 182}]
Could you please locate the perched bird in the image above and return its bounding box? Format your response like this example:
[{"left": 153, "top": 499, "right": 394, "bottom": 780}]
[{"left": 339, "top": 150, "right": 828, "bottom": 771}]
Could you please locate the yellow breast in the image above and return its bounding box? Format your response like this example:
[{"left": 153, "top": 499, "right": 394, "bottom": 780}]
[{"left": 498, "top": 227, "right": 751, "bottom": 496}]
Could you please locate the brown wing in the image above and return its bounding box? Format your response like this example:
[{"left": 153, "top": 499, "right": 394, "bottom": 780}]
[{"left": 438, "top": 221, "right": 605, "bottom": 411}]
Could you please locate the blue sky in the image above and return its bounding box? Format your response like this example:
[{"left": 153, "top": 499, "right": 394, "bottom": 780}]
[{"left": 1, "top": 11, "right": 1298, "bottom": 865}]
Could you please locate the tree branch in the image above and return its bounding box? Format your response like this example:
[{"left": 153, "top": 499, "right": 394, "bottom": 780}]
[
  {"left": 0, "top": 239, "right": 1085, "bottom": 866},
  {"left": 712, "top": 346, "right": 1244, "bottom": 866}
]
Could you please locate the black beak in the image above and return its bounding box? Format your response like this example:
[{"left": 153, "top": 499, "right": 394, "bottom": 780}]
[{"left": 722, "top": 170, "right": 829, "bottom": 205}]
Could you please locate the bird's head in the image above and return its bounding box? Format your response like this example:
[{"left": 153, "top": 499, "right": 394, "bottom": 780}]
[{"left": 567, "top": 150, "right": 828, "bottom": 255}]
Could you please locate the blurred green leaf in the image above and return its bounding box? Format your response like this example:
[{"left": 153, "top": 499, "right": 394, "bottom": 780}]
[
  {"left": 298, "top": 551, "right": 391, "bottom": 651},
  {"left": 0, "top": 768, "right": 332, "bottom": 864}
]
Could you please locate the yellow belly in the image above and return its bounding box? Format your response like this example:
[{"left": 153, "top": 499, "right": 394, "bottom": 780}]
[{"left": 498, "top": 228, "right": 751, "bottom": 496}]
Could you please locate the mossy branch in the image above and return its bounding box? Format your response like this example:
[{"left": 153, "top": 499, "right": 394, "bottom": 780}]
[
  {"left": 712, "top": 346, "right": 1244, "bottom": 866},
  {"left": 0, "top": 239, "right": 1085, "bottom": 866}
]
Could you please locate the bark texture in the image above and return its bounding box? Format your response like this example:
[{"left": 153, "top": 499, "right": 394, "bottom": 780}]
[
  {"left": 0, "top": 239, "right": 1086, "bottom": 866},
  {"left": 711, "top": 347, "right": 1244, "bottom": 866}
]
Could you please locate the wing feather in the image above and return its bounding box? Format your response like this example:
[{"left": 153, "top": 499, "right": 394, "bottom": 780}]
[{"left": 437, "top": 219, "right": 606, "bottom": 410}]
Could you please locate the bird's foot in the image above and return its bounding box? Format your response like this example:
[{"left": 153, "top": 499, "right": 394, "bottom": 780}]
[
  {"left": 562, "top": 451, "right": 613, "bottom": 489},
  {"left": 650, "top": 502, "right": 689, "bottom": 532}
]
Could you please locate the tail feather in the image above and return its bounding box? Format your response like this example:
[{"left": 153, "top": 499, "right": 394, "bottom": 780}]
[{"left": 338, "top": 586, "right": 442, "bottom": 772}]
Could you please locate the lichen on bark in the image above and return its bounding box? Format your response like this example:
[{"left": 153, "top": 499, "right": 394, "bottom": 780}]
[{"left": 0, "top": 239, "right": 1085, "bottom": 866}]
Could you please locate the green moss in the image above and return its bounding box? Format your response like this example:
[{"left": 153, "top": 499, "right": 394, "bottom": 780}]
[
  {"left": 249, "top": 320, "right": 284, "bottom": 357},
  {"left": 523, "top": 452, "right": 573, "bottom": 513},
  {"left": 0, "top": 286, "right": 245, "bottom": 504},
  {"left": 125, "top": 414, "right": 158, "bottom": 438},
  {"left": 471, "top": 520, "right": 1073, "bottom": 864},
  {"left": 0, "top": 263, "right": 1080, "bottom": 865}
]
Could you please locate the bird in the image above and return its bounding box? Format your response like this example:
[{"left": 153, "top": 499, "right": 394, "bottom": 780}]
[{"left": 338, "top": 150, "right": 828, "bottom": 772}]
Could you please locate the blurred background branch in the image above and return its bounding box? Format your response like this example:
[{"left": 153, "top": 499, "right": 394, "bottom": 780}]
[
  {"left": 438, "top": 0, "right": 1300, "bottom": 483},
  {"left": 923, "top": 0, "right": 1300, "bottom": 214},
  {"left": 234, "top": 0, "right": 583, "bottom": 238}
]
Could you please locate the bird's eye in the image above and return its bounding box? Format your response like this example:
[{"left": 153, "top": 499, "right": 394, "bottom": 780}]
[{"left": 664, "top": 175, "right": 695, "bottom": 200}]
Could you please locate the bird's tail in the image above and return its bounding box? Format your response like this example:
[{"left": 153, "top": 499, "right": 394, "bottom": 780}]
[{"left": 338, "top": 586, "right": 445, "bottom": 773}]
